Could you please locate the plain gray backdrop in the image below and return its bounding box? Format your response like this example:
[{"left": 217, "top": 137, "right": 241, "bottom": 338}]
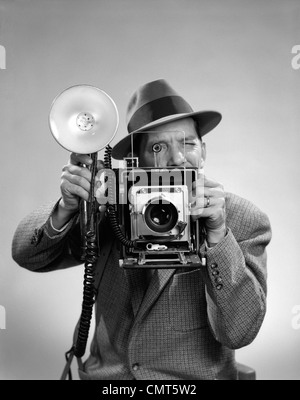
[{"left": 0, "top": 0, "right": 299, "bottom": 380}]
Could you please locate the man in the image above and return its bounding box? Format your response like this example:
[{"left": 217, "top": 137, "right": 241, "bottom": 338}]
[{"left": 12, "top": 79, "right": 272, "bottom": 380}]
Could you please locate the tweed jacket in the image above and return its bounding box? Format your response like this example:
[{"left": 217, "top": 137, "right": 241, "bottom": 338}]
[{"left": 12, "top": 192, "right": 271, "bottom": 380}]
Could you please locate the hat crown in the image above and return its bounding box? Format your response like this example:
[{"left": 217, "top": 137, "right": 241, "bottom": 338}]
[
  {"left": 111, "top": 79, "right": 222, "bottom": 160},
  {"left": 127, "top": 79, "right": 193, "bottom": 133}
]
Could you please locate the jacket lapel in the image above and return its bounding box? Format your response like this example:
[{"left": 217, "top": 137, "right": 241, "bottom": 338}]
[
  {"left": 125, "top": 268, "right": 175, "bottom": 320},
  {"left": 124, "top": 268, "right": 148, "bottom": 317},
  {"left": 135, "top": 268, "right": 176, "bottom": 321}
]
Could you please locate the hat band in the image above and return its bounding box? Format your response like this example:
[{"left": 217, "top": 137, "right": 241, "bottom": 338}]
[{"left": 127, "top": 95, "right": 193, "bottom": 133}]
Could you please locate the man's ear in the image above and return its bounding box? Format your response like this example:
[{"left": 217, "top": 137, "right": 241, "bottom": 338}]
[{"left": 199, "top": 141, "right": 206, "bottom": 168}]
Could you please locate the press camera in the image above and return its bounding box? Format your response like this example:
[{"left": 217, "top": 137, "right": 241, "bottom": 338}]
[{"left": 104, "top": 160, "right": 204, "bottom": 269}]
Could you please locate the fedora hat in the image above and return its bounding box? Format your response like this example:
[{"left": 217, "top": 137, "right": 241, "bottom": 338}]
[{"left": 111, "top": 79, "right": 222, "bottom": 160}]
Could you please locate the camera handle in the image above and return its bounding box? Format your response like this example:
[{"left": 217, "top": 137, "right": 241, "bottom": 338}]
[
  {"left": 60, "top": 152, "right": 99, "bottom": 380},
  {"left": 61, "top": 145, "right": 129, "bottom": 380}
]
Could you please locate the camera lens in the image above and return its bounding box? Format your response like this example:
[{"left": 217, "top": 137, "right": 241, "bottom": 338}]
[{"left": 144, "top": 200, "right": 178, "bottom": 233}]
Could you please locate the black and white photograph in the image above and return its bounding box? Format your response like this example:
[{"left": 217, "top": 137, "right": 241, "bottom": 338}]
[{"left": 0, "top": 0, "right": 299, "bottom": 381}]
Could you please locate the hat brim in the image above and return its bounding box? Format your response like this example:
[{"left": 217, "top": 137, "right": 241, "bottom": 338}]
[{"left": 111, "top": 110, "right": 221, "bottom": 160}]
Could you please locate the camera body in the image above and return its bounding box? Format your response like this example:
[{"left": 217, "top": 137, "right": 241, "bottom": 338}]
[{"left": 111, "top": 165, "right": 204, "bottom": 269}]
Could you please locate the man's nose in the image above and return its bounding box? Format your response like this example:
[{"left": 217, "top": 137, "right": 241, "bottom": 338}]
[{"left": 167, "top": 147, "right": 185, "bottom": 166}]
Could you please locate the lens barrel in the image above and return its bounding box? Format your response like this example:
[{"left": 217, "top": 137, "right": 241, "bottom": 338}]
[{"left": 144, "top": 200, "right": 178, "bottom": 233}]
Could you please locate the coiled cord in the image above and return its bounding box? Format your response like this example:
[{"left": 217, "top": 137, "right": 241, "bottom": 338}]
[
  {"left": 74, "top": 230, "right": 97, "bottom": 358},
  {"left": 73, "top": 152, "right": 98, "bottom": 359},
  {"left": 104, "top": 145, "right": 136, "bottom": 249},
  {"left": 104, "top": 144, "right": 112, "bottom": 169},
  {"left": 107, "top": 204, "right": 136, "bottom": 248}
]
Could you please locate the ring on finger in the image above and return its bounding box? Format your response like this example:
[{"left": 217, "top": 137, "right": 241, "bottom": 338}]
[{"left": 205, "top": 196, "right": 210, "bottom": 208}]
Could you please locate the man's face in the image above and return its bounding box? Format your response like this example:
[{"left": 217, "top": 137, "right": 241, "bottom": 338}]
[{"left": 137, "top": 118, "right": 206, "bottom": 169}]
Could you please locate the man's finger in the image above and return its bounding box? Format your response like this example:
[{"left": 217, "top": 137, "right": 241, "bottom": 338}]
[
  {"left": 70, "top": 152, "right": 93, "bottom": 166},
  {"left": 203, "top": 176, "right": 224, "bottom": 189}
]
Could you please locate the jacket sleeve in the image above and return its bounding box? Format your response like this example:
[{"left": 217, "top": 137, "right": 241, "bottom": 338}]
[
  {"left": 199, "top": 194, "right": 272, "bottom": 349},
  {"left": 11, "top": 200, "right": 83, "bottom": 272}
]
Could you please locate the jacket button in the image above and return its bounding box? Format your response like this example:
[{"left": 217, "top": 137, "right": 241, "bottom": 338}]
[
  {"left": 215, "top": 277, "right": 223, "bottom": 284},
  {"left": 216, "top": 284, "right": 223, "bottom": 290},
  {"left": 132, "top": 363, "right": 139, "bottom": 371},
  {"left": 30, "top": 236, "right": 37, "bottom": 245},
  {"left": 31, "top": 228, "right": 43, "bottom": 246},
  {"left": 212, "top": 269, "right": 219, "bottom": 276},
  {"left": 210, "top": 263, "right": 218, "bottom": 269}
]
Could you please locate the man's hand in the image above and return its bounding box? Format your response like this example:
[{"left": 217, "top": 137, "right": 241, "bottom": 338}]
[
  {"left": 52, "top": 153, "right": 105, "bottom": 229},
  {"left": 60, "top": 153, "right": 93, "bottom": 212},
  {"left": 190, "top": 172, "right": 226, "bottom": 245}
]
